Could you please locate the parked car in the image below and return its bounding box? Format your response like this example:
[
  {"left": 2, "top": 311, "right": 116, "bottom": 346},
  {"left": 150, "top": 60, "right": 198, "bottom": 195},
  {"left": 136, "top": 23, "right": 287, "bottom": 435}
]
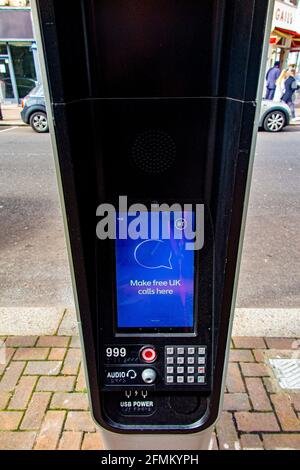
[
  {"left": 2, "top": 76, "right": 37, "bottom": 100},
  {"left": 20, "top": 84, "right": 49, "bottom": 133},
  {"left": 259, "top": 99, "right": 291, "bottom": 132}
]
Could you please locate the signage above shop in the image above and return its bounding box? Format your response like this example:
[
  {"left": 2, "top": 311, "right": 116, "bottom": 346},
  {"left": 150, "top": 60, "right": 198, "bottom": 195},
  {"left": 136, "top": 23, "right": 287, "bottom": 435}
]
[
  {"left": 272, "top": 0, "right": 299, "bottom": 32},
  {"left": 0, "top": 8, "right": 34, "bottom": 40}
]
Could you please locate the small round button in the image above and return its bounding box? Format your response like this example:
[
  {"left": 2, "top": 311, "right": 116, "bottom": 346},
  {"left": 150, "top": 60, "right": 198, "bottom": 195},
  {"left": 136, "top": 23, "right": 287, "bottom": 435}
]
[
  {"left": 140, "top": 347, "right": 157, "bottom": 363},
  {"left": 142, "top": 368, "right": 157, "bottom": 384}
]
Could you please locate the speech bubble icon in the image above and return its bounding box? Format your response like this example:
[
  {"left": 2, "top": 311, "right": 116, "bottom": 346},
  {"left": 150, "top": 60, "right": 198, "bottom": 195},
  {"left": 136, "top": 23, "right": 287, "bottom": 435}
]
[{"left": 134, "top": 239, "right": 173, "bottom": 270}]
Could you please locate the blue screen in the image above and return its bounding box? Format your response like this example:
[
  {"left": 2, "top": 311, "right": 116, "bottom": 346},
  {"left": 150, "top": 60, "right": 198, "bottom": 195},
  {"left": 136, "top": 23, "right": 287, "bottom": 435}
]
[{"left": 115, "top": 211, "right": 195, "bottom": 329}]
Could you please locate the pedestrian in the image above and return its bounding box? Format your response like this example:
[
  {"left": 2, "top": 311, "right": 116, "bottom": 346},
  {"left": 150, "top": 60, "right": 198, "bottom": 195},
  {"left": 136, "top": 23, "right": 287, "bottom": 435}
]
[
  {"left": 281, "top": 69, "right": 299, "bottom": 120},
  {"left": 265, "top": 61, "right": 281, "bottom": 100},
  {"left": 273, "top": 68, "right": 288, "bottom": 102}
]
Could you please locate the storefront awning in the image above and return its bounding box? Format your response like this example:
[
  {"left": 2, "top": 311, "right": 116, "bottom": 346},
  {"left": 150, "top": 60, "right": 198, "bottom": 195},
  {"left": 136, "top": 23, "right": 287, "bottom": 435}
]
[{"left": 271, "top": 26, "right": 300, "bottom": 52}]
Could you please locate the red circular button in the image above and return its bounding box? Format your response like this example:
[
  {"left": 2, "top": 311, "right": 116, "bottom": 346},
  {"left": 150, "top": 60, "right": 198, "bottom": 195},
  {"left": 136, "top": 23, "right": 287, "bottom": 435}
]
[{"left": 141, "top": 347, "right": 157, "bottom": 363}]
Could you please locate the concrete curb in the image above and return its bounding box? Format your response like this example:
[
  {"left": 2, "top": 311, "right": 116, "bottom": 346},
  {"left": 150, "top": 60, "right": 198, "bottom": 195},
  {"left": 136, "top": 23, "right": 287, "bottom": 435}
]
[
  {"left": 0, "top": 121, "right": 25, "bottom": 126},
  {"left": 233, "top": 308, "right": 300, "bottom": 337},
  {"left": 0, "top": 307, "right": 299, "bottom": 337}
]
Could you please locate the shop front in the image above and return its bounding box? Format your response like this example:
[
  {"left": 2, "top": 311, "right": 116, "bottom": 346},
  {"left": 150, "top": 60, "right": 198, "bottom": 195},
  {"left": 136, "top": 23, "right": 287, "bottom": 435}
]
[
  {"left": 268, "top": 0, "right": 300, "bottom": 68},
  {"left": 0, "top": 6, "right": 40, "bottom": 103}
]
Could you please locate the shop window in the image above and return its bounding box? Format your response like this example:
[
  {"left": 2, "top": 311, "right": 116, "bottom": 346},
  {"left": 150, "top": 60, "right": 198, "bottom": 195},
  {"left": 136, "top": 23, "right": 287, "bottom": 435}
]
[{"left": 10, "top": 44, "right": 37, "bottom": 98}]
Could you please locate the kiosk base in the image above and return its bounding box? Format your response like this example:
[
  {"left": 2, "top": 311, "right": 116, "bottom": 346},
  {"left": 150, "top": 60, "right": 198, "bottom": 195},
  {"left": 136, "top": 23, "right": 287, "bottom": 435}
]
[{"left": 100, "top": 427, "right": 213, "bottom": 450}]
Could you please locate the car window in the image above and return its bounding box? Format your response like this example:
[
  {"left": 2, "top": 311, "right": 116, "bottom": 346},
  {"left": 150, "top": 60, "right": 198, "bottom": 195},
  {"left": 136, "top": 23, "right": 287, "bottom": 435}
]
[{"left": 29, "top": 84, "right": 44, "bottom": 97}]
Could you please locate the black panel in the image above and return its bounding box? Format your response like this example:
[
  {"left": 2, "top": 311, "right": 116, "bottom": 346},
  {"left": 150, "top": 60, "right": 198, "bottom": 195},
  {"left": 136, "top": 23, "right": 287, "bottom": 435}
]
[{"left": 35, "top": 0, "right": 269, "bottom": 433}]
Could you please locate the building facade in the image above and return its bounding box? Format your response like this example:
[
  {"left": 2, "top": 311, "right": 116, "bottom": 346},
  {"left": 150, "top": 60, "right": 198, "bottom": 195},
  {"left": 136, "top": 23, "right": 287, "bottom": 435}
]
[
  {"left": 268, "top": 0, "right": 300, "bottom": 69},
  {"left": 0, "top": 1, "right": 41, "bottom": 103}
]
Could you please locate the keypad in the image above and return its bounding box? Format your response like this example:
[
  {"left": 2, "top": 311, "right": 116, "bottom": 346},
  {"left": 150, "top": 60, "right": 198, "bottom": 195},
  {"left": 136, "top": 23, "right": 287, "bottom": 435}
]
[{"left": 165, "top": 345, "right": 207, "bottom": 385}]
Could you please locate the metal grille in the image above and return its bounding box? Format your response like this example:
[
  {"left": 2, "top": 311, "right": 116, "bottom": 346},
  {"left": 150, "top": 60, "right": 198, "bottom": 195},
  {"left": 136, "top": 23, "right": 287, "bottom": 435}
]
[
  {"left": 269, "top": 359, "right": 300, "bottom": 390},
  {"left": 131, "top": 130, "right": 176, "bottom": 174}
]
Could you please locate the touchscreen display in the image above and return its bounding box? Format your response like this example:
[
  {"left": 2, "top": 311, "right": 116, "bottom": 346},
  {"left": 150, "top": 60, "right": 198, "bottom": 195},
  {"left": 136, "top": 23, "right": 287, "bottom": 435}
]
[{"left": 115, "top": 211, "right": 195, "bottom": 330}]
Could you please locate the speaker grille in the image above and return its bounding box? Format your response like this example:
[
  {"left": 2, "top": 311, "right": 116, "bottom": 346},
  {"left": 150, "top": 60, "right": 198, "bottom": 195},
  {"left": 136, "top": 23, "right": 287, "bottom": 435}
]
[{"left": 131, "top": 130, "right": 176, "bottom": 174}]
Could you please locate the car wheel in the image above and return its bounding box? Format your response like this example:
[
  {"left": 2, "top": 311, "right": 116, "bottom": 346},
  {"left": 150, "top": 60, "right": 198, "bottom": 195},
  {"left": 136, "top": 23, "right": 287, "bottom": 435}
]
[
  {"left": 29, "top": 111, "right": 49, "bottom": 133},
  {"left": 263, "top": 110, "right": 286, "bottom": 132}
]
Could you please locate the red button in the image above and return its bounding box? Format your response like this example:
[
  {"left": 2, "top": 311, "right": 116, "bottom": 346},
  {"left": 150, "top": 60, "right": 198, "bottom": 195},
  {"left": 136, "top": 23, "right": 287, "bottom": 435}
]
[{"left": 141, "top": 347, "right": 157, "bottom": 363}]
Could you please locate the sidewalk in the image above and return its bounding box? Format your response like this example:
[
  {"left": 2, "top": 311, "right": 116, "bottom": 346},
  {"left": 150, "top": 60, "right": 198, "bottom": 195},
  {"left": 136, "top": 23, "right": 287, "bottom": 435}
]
[
  {"left": 0, "top": 104, "right": 25, "bottom": 126},
  {"left": 0, "top": 328, "right": 299, "bottom": 450}
]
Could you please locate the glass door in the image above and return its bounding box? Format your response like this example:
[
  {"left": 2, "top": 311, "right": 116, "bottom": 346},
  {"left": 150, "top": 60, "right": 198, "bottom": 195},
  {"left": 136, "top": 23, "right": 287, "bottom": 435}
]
[{"left": 0, "top": 56, "right": 15, "bottom": 102}]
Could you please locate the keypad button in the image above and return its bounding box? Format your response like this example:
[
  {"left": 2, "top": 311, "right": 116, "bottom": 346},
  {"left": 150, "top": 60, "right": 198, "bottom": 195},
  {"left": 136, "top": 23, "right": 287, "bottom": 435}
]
[{"left": 165, "top": 345, "right": 207, "bottom": 386}]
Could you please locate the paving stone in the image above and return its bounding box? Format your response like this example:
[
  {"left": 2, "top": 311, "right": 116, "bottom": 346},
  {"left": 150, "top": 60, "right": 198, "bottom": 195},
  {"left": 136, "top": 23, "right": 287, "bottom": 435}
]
[
  {"left": 226, "top": 363, "right": 245, "bottom": 393},
  {"left": 229, "top": 349, "right": 254, "bottom": 362},
  {"left": 34, "top": 410, "right": 66, "bottom": 450},
  {"left": 76, "top": 364, "right": 87, "bottom": 391},
  {"left": 215, "top": 412, "right": 240, "bottom": 450},
  {"left": 51, "top": 392, "right": 89, "bottom": 411},
  {"left": 0, "top": 411, "right": 23, "bottom": 430},
  {"left": 37, "top": 336, "right": 70, "bottom": 348},
  {"left": 233, "top": 337, "right": 266, "bottom": 349},
  {"left": 0, "top": 362, "right": 25, "bottom": 392},
  {"left": 271, "top": 394, "right": 300, "bottom": 431},
  {"left": 8, "top": 376, "right": 37, "bottom": 410},
  {"left": 24, "top": 361, "right": 62, "bottom": 376},
  {"left": 61, "top": 349, "right": 82, "bottom": 375},
  {"left": 20, "top": 392, "right": 51, "bottom": 430},
  {"left": 223, "top": 393, "right": 251, "bottom": 411},
  {"left": 263, "top": 376, "right": 279, "bottom": 394},
  {"left": 235, "top": 412, "right": 280, "bottom": 432},
  {"left": 81, "top": 432, "right": 103, "bottom": 450},
  {"left": 0, "top": 431, "right": 36, "bottom": 450},
  {"left": 0, "top": 348, "right": 16, "bottom": 375},
  {"left": 70, "top": 336, "right": 81, "bottom": 348},
  {"left": 240, "top": 363, "right": 271, "bottom": 377},
  {"left": 263, "top": 434, "right": 300, "bottom": 450},
  {"left": 265, "top": 338, "right": 297, "bottom": 350},
  {"left": 252, "top": 350, "right": 265, "bottom": 363},
  {"left": 65, "top": 411, "right": 96, "bottom": 432},
  {"left": 48, "top": 348, "right": 67, "bottom": 361},
  {"left": 5, "top": 337, "right": 38, "bottom": 347},
  {"left": 240, "top": 434, "right": 264, "bottom": 450},
  {"left": 0, "top": 392, "right": 11, "bottom": 410},
  {"left": 13, "top": 348, "right": 49, "bottom": 361},
  {"left": 58, "top": 309, "right": 78, "bottom": 336},
  {"left": 289, "top": 392, "right": 300, "bottom": 411},
  {"left": 245, "top": 377, "right": 272, "bottom": 411},
  {"left": 209, "top": 432, "right": 218, "bottom": 450},
  {"left": 36, "top": 376, "right": 75, "bottom": 392},
  {"left": 59, "top": 431, "right": 83, "bottom": 450}
]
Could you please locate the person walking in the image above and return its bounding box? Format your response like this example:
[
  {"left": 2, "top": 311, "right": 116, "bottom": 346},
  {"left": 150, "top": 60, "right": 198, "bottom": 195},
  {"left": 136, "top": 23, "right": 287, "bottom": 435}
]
[
  {"left": 273, "top": 68, "right": 288, "bottom": 102},
  {"left": 281, "top": 69, "right": 299, "bottom": 120},
  {"left": 265, "top": 61, "right": 281, "bottom": 100}
]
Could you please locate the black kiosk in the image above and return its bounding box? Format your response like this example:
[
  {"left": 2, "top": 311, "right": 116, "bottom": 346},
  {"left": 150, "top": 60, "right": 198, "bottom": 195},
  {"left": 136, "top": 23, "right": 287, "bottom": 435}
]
[{"left": 32, "top": 0, "right": 270, "bottom": 449}]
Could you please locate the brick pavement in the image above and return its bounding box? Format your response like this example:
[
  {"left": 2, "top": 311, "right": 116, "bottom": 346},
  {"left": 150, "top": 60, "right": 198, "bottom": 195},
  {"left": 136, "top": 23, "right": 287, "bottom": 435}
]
[{"left": 0, "top": 335, "right": 300, "bottom": 450}]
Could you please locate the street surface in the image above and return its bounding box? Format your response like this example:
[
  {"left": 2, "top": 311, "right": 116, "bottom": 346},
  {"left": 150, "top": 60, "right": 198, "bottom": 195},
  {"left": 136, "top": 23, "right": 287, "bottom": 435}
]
[{"left": 0, "top": 126, "right": 299, "bottom": 308}]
